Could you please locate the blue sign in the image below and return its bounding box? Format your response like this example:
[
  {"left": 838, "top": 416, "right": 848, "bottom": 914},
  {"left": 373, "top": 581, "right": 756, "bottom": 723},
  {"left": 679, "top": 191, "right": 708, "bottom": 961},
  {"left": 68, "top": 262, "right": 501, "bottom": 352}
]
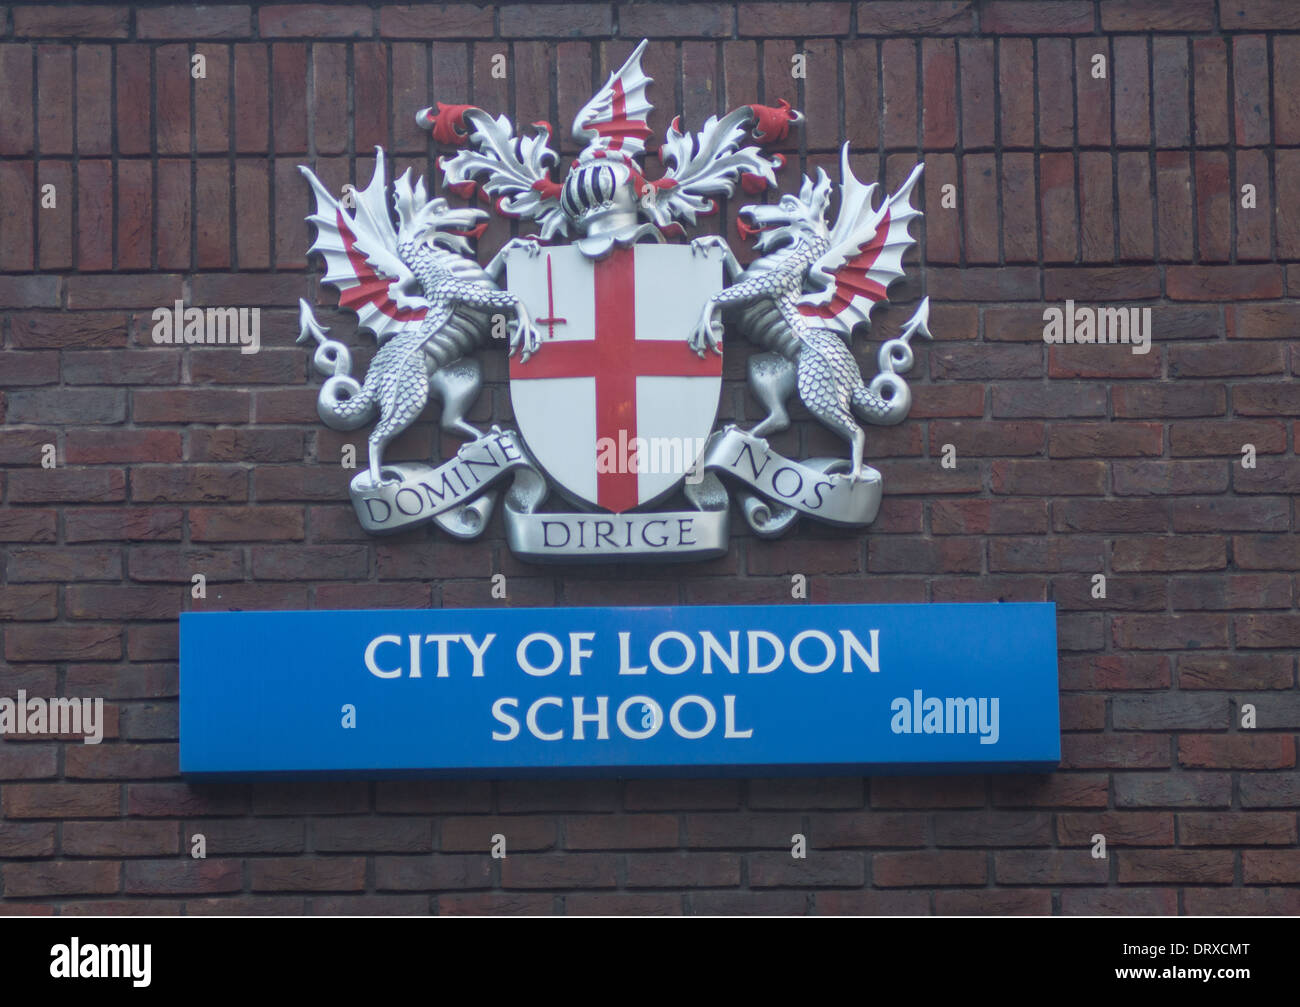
[{"left": 180, "top": 602, "right": 1060, "bottom": 777}]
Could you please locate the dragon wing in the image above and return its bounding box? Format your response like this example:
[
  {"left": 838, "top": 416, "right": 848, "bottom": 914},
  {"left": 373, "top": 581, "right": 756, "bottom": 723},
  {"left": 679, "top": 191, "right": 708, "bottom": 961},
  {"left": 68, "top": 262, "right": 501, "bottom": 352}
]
[
  {"left": 300, "top": 148, "right": 429, "bottom": 343},
  {"left": 796, "top": 146, "right": 924, "bottom": 338},
  {"left": 571, "top": 38, "right": 654, "bottom": 162}
]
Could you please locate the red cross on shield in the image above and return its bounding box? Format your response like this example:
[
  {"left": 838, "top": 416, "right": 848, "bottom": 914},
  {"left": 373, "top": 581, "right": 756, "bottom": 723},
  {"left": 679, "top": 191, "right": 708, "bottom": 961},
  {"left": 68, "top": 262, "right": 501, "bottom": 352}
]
[{"left": 507, "top": 243, "right": 725, "bottom": 513}]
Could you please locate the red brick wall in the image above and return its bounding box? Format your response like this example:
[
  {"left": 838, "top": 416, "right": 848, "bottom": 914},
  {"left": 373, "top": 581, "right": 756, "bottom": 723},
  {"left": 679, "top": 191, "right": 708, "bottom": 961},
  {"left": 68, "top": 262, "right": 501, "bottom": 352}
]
[{"left": 1, "top": 1, "right": 1298, "bottom": 915}]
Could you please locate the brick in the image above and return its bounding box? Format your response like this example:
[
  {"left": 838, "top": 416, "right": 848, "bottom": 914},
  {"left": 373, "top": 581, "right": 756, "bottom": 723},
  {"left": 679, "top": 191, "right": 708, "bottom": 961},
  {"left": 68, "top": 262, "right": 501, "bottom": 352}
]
[
  {"left": 1168, "top": 265, "right": 1284, "bottom": 301},
  {"left": 1235, "top": 612, "right": 1300, "bottom": 648},
  {"left": 1062, "top": 733, "right": 1170, "bottom": 770},
  {"left": 880, "top": 39, "right": 918, "bottom": 149},
  {"left": 983, "top": 1, "right": 1092, "bottom": 33},
  {"left": 0, "top": 276, "right": 61, "bottom": 308},
  {"left": 1180, "top": 813, "right": 1297, "bottom": 847},
  {"left": 0, "top": 509, "right": 58, "bottom": 542},
  {"left": 934, "top": 811, "right": 1050, "bottom": 847},
  {"left": 1172, "top": 574, "right": 1292, "bottom": 610},
  {"left": 1180, "top": 654, "right": 1293, "bottom": 691},
  {"left": 936, "top": 890, "right": 1052, "bottom": 914},
  {"left": 1058, "top": 812, "right": 1173, "bottom": 847},
  {"left": 1113, "top": 36, "right": 1149, "bottom": 146},
  {"left": 1049, "top": 423, "right": 1162, "bottom": 459},
  {"left": 310, "top": 895, "right": 428, "bottom": 915},
  {"left": 258, "top": 5, "right": 371, "bottom": 37},
  {"left": 1062, "top": 889, "right": 1178, "bottom": 915},
  {"left": 1077, "top": 152, "right": 1113, "bottom": 261},
  {"left": 250, "top": 858, "right": 366, "bottom": 891},
  {"left": 0, "top": 822, "right": 57, "bottom": 857},
  {"left": 9, "top": 547, "right": 121, "bottom": 583},
  {"left": 440, "top": 816, "right": 555, "bottom": 854},
  {"left": 1112, "top": 536, "right": 1226, "bottom": 572},
  {"left": 625, "top": 852, "right": 740, "bottom": 888},
  {"left": 1039, "top": 152, "right": 1076, "bottom": 264},
  {"left": 500, "top": 854, "right": 617, "bottom": 889},
  {"left": 380, "top": 4, "right": 497, "bottom": 37},
  {"left": 36, "top": 45, "right": 74, "bottom": 155},
  {"left": 749, "top": 851, "right": 865, "bottom": 887},
  {"left": 1276, "top": 38, "right": 1300, "bottom": 144},
  {"left": 499, "top": 4, "right": 612, "bottom": 38},
  {"left": 1234, "top": 36, "right": 1270, "bottom": 146},
  {"left": 66, "top": 430, "right": 183, "bottom": 464},
  {"left": 873, "top": 850, "right": 986, "bottom": 887},
  {"left": 4, "top": 861, "right": 120, "bottom": 897},
  {"left": 1113, "top": 461, "right": 1229, "bottom": 496},
  {"left": 855, "top": 1, "right": 974, "bottom": 34},
  {"left": 992, "top": 774, "right": 1109, "bottom": 808},
  {"left": 0, "top": 162, "right": 34, "bottom": 271},
  {"left": 996, "top": 851, "right": 1109, "bottom": 885},
  {"left": 6, "top": 625, "right": 122, "bottom": 662},
  {"left": 922, "top": 39, "right": 957, "bottom": 151},
  {"left": 1000, "top": 153, "right": 1037, "bottom": 262},
  {"left": 136, "top": 5, "right": 250, "bottom": 37},
  {"left": 1118, "top": 850, "right": 1233, "bottom": 885},
  {"left": 1101, "top": 0, "right": 1214, "bottom": 30},
  {"left": 0, "top": 45, "right": 34, "bottom": 155},
  {"left": 566, "top": 814, "right": 675, "bottom": 851},
  {"left": 439, "top": 893, "right": 552, "bottom": 915},
  {"left": 62, "top": 821, "right": 180, "bottom": 857},
  {"left": 1240, "top": 773, "right": 1300, "bottom": 808},
  {"left": 992, "top": 383, "right": 1106, "bottom": 419},
  {"left": 1170, "top": 420, "right": 1286, "bottom": 456},
  {"left": 123, "top": 859, "right": 240, "bottom": 895},
  {"left": 1113, "top": 383, "right": 1225, "bottom": 419},
  {"left": 992, "top": 460, "right": 1105, "bottom": 496},
  {"left": 132, "top": 467, "right": 248, "bottom": 504},
  {"left": 1113, "top": 153, "right": 1153, "bottom": 261},
  {"left": 566, "top": 894, "right": 681, "bottom": 915},
  {"left": 1153, "top": 38, "right": 1190, "bottom": 147},
  {"left": 1113, "top": 613, "right": 1229, "bottom": 650},
  {"left": 1185, "top": 732, "right": 1294, "bottom": 774},
  {"left": 998, "top": 39, "right": 1034, "bottom": 148},
  {"left": 1223, "top": 0, "right": 1300, "bottom": 27},
  {"left": 1043, "top": 266, "right": 1160, "bottom": 300},
  {"left": 0, "top": 743, "right": 58, "bottom": 779},
  {"left": 932, "top": 499, "right": 1047, "bottom": 535},
  {"left": 1184, "top": 888, "right": 1300, "bottom": 914}
]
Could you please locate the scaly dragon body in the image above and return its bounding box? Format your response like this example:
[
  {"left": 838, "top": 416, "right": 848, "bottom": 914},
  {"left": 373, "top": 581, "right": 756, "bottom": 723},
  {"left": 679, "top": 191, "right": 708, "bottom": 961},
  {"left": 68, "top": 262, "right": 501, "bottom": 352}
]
[
  {"left": 298, "top": 150, "right": 539, "bottom": 486},
  {"left": 689, "top": 149, "right": 929, "bottom": 481},
  {"left": 724, "top": 237, "right": 904, "bottom": 454}
]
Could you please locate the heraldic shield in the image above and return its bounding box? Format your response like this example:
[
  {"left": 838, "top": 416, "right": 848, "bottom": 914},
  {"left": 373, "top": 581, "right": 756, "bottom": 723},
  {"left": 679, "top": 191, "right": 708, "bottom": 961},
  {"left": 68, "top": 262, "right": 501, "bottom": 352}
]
[{"left": 505, "top": 242, "right": 725, "bottom": 513}]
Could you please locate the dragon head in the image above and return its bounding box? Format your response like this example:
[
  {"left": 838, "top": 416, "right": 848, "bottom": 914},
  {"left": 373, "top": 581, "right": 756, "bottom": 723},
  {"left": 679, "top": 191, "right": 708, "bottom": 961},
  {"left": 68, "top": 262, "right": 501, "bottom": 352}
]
[
  {"left": 411, "top": 197, "right": 490, "bottom": 256},
  {"left": 394, "top": 171, "right": 489, "bottom": 255},
  {"left": 737, "top": 169, "right": 833, "bottom": 253}
]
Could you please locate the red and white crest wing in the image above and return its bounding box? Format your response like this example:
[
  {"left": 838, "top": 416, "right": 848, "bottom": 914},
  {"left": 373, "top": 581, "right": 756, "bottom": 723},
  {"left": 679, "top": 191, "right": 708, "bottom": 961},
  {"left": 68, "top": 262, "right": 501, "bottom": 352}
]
[
  {"left": 571, "top": 39, "right": 654, "bottom": 161},
  {"left": 507, "top": 244, "right": 723, "bottom": 513},
  {"left": 797, "top": 150, "right": 924, "bottom": 338},
  {"left": 301, "top": 150, "right": 429, "bottom": 343}
]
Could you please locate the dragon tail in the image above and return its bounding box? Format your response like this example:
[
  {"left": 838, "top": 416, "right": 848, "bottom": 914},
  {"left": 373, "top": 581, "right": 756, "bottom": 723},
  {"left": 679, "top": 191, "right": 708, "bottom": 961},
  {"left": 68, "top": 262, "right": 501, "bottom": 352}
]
[
  {"left": 297, "top": 299, "right": 378, "bottom": 430},
  {"left": 857, "top": 297, "right": 932, "bottom": 427}
]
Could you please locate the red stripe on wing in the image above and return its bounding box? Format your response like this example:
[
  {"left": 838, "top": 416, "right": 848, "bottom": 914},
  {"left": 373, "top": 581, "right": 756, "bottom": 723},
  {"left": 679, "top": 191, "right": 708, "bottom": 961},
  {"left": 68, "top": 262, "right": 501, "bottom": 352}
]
[
  {"left": 797, "top": 207, "right": 892, "bottom": 319},
  {"left": 586, "top": 80, "right": 651, "bottom": 153},
  {"left": 336, "top": 209, "right": 428, "bottom": 323}
]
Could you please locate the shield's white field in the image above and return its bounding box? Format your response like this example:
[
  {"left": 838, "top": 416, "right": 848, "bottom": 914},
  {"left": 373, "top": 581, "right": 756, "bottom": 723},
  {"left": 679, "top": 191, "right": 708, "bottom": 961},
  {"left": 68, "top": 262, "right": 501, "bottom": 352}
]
[{"left": 507, "top": 243, "right": 724, "bottom": 511}]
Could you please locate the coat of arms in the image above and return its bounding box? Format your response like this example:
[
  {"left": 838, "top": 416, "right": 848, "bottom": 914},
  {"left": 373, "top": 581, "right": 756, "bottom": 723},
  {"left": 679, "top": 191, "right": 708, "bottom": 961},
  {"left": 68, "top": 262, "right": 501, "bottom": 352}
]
[{"left": 297, "top": 40, "right": 932, "bottom": 560}]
